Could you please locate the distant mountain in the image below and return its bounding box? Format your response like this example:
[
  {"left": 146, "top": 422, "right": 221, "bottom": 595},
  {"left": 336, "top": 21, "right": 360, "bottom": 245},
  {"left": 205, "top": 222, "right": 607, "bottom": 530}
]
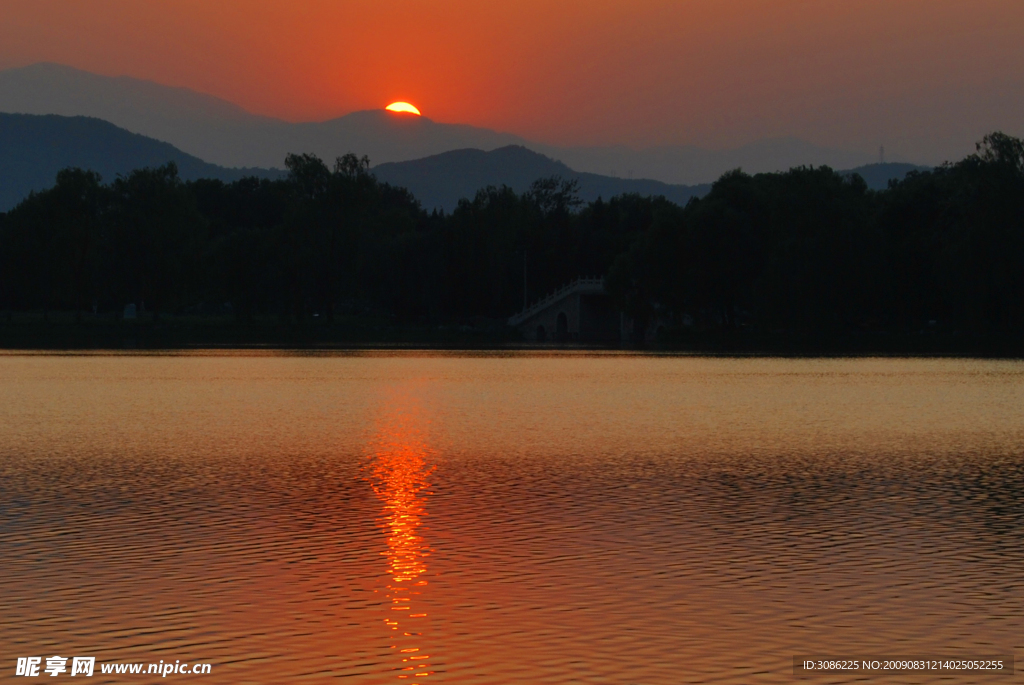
[
  {"left": 0, "top": 113, "right": 282, "bottom": 211},
  {"left": 372, "top": 148, "right": 930, "bottom": 213},
  {"left": 841, "top": 162, "right": 931, "bottom": 190},
  {"left": 373, "top": 146, "right": 710, "bottom": 212},
  {"left": 0, "top": 63, "right": 527, "bottom": 170},
  {"left": 542, "top": 138, "right": 877, "bottom": 186},
  {"left": 0, "top": 109, "right": 936, "bottom": 215},
  {"left": 1, "top": 63, "right": 897, "bottom": 184}
]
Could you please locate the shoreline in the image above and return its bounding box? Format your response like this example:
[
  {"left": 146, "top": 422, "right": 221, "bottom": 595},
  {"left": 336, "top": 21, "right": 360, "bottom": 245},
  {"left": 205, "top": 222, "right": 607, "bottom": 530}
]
[{"left": 1, "top": 317, "right": 1021, "bottom": 357}]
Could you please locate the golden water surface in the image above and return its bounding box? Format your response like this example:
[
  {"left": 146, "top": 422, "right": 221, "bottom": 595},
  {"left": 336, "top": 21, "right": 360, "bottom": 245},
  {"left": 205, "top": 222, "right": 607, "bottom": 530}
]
[{"left": 1, "top": 353, "right": 1022, "bottom": 684}]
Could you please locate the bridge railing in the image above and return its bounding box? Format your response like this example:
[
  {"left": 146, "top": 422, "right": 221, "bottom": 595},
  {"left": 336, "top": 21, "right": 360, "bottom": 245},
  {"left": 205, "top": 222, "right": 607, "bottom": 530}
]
[{"left": 507, "top": 277, "right": 605, "bottom": 326}]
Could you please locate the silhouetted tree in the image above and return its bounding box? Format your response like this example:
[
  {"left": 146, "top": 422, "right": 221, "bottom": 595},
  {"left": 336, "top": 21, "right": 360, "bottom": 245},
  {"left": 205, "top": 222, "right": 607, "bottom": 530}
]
[
  {"left": 2, "top": 132, "right": 1021, "bottom": 343},
  {"left": 104, "top": 163, "right": 206, "bottom": 320}
]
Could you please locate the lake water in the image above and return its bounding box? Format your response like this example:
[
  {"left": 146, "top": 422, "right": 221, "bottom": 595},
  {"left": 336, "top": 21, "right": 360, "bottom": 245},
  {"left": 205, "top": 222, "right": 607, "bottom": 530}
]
[{"left": 1, "top": 353, "right": 1022, "bottom": 684}]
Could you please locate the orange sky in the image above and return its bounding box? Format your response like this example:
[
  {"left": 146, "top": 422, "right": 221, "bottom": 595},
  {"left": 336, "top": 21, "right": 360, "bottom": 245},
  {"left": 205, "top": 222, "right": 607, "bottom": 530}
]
[{"left": 1, "top": 0, "right": 1022, "bottom": 161}]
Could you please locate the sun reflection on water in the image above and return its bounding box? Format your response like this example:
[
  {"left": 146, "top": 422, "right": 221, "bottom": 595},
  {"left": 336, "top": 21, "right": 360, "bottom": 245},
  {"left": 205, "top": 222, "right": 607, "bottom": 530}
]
[{"left": 366, "top": 390, "right": 437, "bottom": 683}]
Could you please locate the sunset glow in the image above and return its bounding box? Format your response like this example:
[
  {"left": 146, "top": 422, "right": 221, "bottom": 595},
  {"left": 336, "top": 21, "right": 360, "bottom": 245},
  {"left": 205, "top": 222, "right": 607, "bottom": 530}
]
[
  {"left": 386, "top": 102, "right": 421, "bottom": 116},
  {"left": 1, "top": 1, "right": 1021, "bottom": 162}
]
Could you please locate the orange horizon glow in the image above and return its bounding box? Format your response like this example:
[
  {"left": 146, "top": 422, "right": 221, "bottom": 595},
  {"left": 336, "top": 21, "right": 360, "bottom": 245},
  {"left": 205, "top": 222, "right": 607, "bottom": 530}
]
[
  {"left": 386, "top": 102, "right": 422, "bottom": 116},
  {"left": 0, "top": 0, "right": 1022, "bottom": 162}
]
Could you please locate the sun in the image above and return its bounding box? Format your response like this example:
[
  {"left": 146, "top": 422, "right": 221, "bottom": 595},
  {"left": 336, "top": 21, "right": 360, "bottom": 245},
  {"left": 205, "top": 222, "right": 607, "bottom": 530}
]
[{"left": 385, "top": 102, "right": 421, "bottom": 116}]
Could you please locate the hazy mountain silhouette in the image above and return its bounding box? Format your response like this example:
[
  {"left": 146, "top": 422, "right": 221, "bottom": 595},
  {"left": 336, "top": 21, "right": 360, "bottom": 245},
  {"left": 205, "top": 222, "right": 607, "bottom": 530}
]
[
  {"left": 373, "top": 146, "right": 711, "bottom": 212},
  {"left": 543, "top": 139, "right": 876, "bottom": 186},
  {"left": 842, "top": 162, "right": 931, "bottom": 190},
  {"left": 374, "top": 147, "right": 932, "bottom": 212},
  {"left": 0, "top": 109, "right": 933, "bottom": 213},
  {"left": 0, "top": 113, "right": 282, "bottom": 211},
  {"left": 1, "top": 63, "right": 897, "bottom": 184},
  {"left": 0, "top": 63, "right": 527, "bottom": 170}
]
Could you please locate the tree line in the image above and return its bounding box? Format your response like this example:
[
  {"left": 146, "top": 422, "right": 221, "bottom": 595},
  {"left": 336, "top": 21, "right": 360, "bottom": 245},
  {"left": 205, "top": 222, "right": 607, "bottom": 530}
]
[{"left": 1, "top": 133, "right": 1022, "bottom": 338}]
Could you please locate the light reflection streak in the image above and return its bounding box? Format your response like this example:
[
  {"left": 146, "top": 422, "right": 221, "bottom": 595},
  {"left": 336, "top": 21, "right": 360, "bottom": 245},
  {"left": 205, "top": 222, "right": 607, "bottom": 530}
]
[{"left": 366, "top": 390, "right": 436, "bottom": 683}]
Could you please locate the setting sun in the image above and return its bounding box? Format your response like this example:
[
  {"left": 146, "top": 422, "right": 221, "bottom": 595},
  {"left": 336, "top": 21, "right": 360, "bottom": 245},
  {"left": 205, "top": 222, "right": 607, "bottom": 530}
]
[{"left": 385, "top": 102, "right": 421, "bottom": 116}]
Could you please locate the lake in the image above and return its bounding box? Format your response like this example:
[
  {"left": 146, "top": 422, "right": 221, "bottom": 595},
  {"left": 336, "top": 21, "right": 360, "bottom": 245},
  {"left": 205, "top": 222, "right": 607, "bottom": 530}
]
[{"left": 1, "top": 353, "right": 1022, "bottom": 683}]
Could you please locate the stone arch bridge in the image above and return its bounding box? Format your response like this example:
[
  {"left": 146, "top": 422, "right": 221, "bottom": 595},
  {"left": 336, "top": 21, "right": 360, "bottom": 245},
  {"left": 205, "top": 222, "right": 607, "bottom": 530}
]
[{"left": 508, "top": 277, "right": 621, "bottom": 342}]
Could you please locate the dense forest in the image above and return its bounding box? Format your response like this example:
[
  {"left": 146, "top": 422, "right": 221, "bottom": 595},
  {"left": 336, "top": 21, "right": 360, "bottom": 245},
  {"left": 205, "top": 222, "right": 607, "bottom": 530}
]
[{"left": 1, "top": 133, "right": 1022, "bottom": 347}]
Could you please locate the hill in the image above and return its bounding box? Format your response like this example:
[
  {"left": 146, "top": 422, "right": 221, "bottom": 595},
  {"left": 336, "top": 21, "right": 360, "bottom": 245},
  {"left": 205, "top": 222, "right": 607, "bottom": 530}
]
[
  {"left": 373, "top": 146, "right": 710, "bottom": 212},
  {"left": 0, "top": 113, "right": 281, "bottom": 211},
  {"left": 842, "top": 162, "right": 932, "bottom": 190},
  {"left": 2, "top": 63, "right": 901, "bottom": 184},
  {"left": 0, "top": 63, "right": 527, "bottom": 170},
  {"left": 545, "top": 138, "right": 875, "bottom": 187}
]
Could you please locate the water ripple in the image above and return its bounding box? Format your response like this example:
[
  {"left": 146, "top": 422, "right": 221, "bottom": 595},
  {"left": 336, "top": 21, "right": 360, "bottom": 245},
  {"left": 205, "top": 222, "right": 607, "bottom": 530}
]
[{"left": 0, "top": 354, "right": 1021, "bottom": 684}]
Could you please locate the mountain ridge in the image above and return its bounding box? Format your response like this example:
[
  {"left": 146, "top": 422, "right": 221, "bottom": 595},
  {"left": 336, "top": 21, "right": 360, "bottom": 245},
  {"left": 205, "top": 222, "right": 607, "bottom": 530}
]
[
  {"left": 1, "top": 62, "right": 900, "bottom": 184},
  {"left": 372, "top": 146, "right": 711, "bottom": 212},
  {"left": 374, "top": 146, "right": 931, "bottom": 213},
  {"left": 0, "top": 114, "right": 709, "bottom": 212},
  {"left": 0, "top": 113, "right": 282, "bottom": 211},
  {"left": 0, "top": 113, "right": 931, "bottom": 213}
]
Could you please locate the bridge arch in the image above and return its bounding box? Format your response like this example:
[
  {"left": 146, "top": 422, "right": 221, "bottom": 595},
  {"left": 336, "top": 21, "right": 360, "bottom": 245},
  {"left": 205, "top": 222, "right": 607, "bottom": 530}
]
[{"left": 556, "top": 312, "right": 568, "bottom": 341}]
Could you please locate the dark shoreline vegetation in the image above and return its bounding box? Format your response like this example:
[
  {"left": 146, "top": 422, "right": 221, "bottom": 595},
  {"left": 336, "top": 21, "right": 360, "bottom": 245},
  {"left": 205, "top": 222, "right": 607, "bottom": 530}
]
[{"left": 1, "top": 132, "right": 1022, "bottom": 353}]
